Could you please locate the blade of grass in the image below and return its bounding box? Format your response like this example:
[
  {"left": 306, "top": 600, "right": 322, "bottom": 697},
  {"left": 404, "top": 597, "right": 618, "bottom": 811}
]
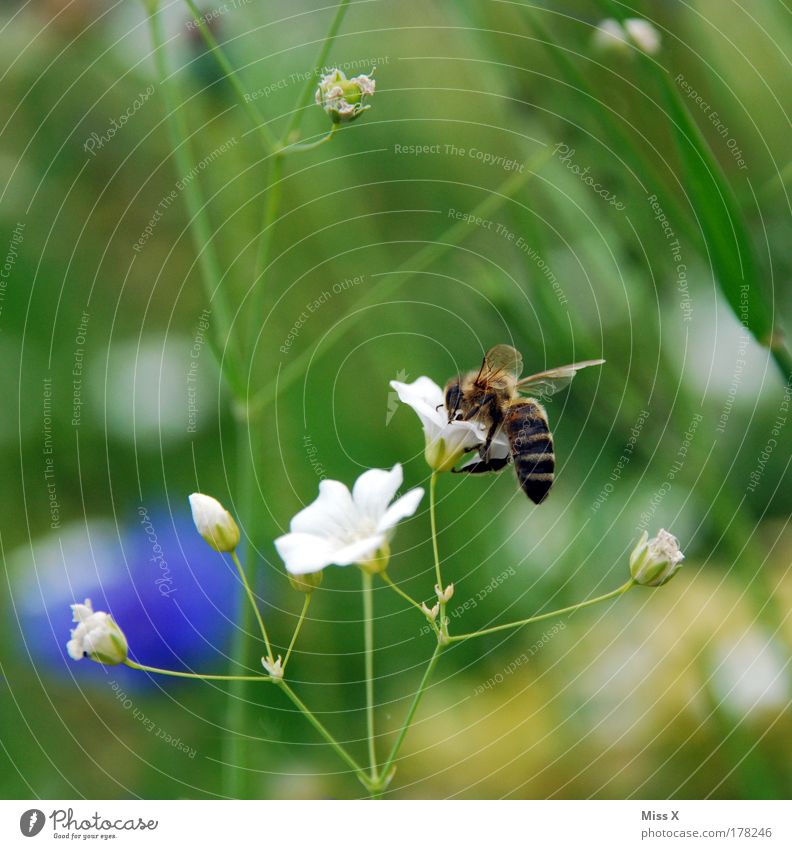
[
  {"left": 182, "top": 0, "right": 278, "bottom": 151},
  {"left": 147, "top": 2, "right": 243, "bottom": 394},
  {"left": 591, "top": 0, "right": 789, "bottom": 378}
]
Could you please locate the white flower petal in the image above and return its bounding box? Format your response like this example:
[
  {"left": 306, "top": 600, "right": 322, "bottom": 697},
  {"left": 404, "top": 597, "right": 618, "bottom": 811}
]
[
  {"left": 377, "top": 487, "right": 424, "bottom": 533},
  {"left": 290, "top": 479, "right": 357, "bottom": 540},
  {"left": 274, "top": 532, "right": 341, "bottom": 575},
  {"left": 352, "top": 464, "right": 403, "bottom": 523},
  {"left": 331, "top": 535, "right": 386, "bottom": 566},
  {"left": 390, "top": 377, "right": 446, "bottom": 439},
  {"left": 71, "top": 599, "right": 94, "bottom": 623}
]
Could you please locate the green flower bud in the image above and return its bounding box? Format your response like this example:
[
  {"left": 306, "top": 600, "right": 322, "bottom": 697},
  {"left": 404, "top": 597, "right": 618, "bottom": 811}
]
[
  {"left": 359, "top": 541, "right": 390, "bottom": 575},
  {"left": 288, "top": 569, "right": 324, "bottom": 594},
  {"left": 188, "top": 493, "right": 240, "bottom": 553},
  {"left": 630, "top": 529, "right": 684, "bottom": 587},
  {"left": 315, "top": 68, "right": 376, "bottom": 124}
]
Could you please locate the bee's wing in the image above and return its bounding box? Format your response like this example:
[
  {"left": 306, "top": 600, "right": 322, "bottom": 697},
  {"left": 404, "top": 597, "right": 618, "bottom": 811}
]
[
  {"left": 516, "top": 358, "right": 605, "bottom": 399},
  {"left": 477, "top": 344, "right": 524, "bottom": 383}
]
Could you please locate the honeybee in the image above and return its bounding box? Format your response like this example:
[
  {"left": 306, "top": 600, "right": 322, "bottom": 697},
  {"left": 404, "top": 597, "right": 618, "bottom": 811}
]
[{"left": 444, "top": 345, "right": 605, "bottom": 503}]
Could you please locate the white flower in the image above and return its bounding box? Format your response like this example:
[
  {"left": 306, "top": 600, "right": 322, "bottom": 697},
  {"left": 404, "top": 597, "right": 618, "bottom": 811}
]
[
  {"left": 390, "top": 376, "right": 510, "bottom": 472},
  {"left": 188, "top": 493, "right": 240, "bottom": 553},
  {"left": 67, "top": 599, "right": 128, "bottom": 665},
  {"left": 624, "top": 18, "right": 662, "bottom": 56},
  {"left": 629, "top": 529, "right": 684, "bottom": 586},
  {"left": 593, "top": 17, "right": 661, "bottom": 57},
  {"left": 274, "top": 464, "right": 423, "bottom": 576},
  {"left": 315, "top": 68, "right": 376, "bottom": 123}
]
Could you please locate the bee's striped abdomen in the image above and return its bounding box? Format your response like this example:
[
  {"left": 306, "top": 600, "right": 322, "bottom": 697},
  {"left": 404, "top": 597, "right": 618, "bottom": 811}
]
[{"left": 504, "top": 400, "right": 554, "bottom": 504}]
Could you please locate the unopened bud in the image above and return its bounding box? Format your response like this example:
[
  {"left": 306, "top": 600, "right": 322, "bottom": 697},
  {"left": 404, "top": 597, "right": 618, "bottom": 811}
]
[
  {"left": 262, "top": 655, "right": 284, "bottom": 680},
  {"left": 435, "top": 583, "right": 454, "bottom": 604},
  {"left": 188, "top": 493, "right": 240, "bottom": 553},
  {"left": 288, "top": 570, "right": 323, "bottom": 594},
  {"left": 630, "top": 529, "right": 684, "bottom": 586},
  {"left": 421, "top": 602, "right": 440, "bottom": 621}
]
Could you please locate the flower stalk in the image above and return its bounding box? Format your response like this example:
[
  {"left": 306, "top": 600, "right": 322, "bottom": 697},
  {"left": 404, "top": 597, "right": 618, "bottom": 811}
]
[{"left": 447, "top": 579, "right": 635, "bottom": 643}]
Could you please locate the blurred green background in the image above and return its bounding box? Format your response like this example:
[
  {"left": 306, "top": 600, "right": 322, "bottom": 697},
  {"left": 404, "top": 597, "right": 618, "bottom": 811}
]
[{"left": 1, "top": 0, "right": 791, "bottom": 799}]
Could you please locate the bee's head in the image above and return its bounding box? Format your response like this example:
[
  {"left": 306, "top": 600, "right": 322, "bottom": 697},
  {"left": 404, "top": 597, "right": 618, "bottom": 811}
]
[{"left": 443, "top": 378, "right": 463, "bottom": 423}]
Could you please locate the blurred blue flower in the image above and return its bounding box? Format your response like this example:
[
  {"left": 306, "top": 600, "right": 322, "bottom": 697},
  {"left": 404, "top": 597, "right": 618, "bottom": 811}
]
[{"left": 12, "top": 510, "right": 242, "bottom": 689}]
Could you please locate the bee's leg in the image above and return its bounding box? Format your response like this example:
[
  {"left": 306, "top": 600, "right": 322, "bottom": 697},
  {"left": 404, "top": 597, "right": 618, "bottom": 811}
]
[
  {"left": 453, "top": 455, "right": 511, "bottom": 475},
  {"left": 479, "top": 399, "right": 503, "bottom": 457}
]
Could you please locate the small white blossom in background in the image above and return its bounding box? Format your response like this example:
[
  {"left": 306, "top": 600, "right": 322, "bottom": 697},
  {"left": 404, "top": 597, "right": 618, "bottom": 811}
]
[
  {"left": 274, "top": 464, "right": 423, "bottom": 576},
  {"left": 315, "top": 68, "right": 376, "bottom": 123},
  {"left": 629, "top": 529, "right": 684, "bottom": 586},
  {"left": 67, "top": 599, "right": 128, "bottom": 665},
  {"left": 592, "top": 18, "right": 630, "bottom": 55},
  {"left": 188, "top": 493, "right": 240, "bottom": 553},
  {"left": 390, "top": 376, "right": 510, "bottom": 472},
  {"left": 624, "top": 18, "right": 662, "bottom": 55},
  {"left": 593, "top": 17, "right": 661, "bottom": 56}
]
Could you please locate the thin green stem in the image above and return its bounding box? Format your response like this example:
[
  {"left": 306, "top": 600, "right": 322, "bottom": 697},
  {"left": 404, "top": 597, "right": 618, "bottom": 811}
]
[
  {"left": 380, "top": 572, "right": 439, "bottom": 632},
  {"left": 146, "top": 2, "right": 242, "bottom": 394},
  {"left": 280, "top": 125, "right": 337, "bottom": 156},
  {"left": 362, "top": 570, "right": 378, "bottom": 782},
  {"left": 428, "top": 471, "right": 448, "bottom": 640},
  {"left": 222, "top": 416, "right": 258, "bottom": 798},
  {"left": 247, "top": 153, "right": 284, "bottom": 358},
  {"left": 379, "top": 644, "right": 443, "bottom": 782},
  {"left": 283, "top": 594, "right": 312, "bottom": 670},
  {"left": 182, "top": 0, "right": 277, "bottom": 150},
  {"left": 125, "top": 659, "right": 269, "bottom": 682},
  {"left": 230, "top": 550, "right": 274, "bottom": 660},
  {"left": 279, "top": 680, "right": 372, "bottom": 790},
  {"left": 283, "top": 0, "right": 352, "bottom": 143},
  {"left": 447, "top": 580, "right": 636, "bottom": 643}
]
